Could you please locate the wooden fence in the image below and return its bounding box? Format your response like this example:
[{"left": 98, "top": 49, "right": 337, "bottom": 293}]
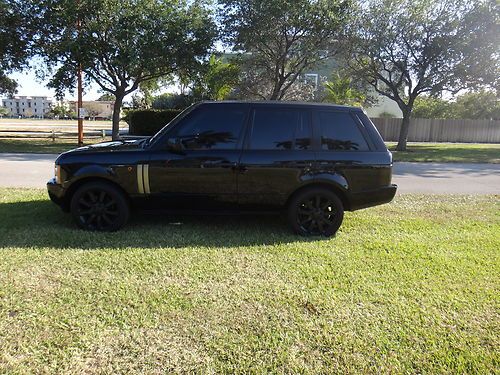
[{"left": 371, "top": 118, "right": 500, "bottom": 143}]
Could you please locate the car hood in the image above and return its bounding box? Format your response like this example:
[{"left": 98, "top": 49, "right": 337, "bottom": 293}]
[
  {"left": 64, "top": 139, "right": 147, "bottom": 154},
  {"left": 55, "top": 138, "right": 148, "bottom": 164}
]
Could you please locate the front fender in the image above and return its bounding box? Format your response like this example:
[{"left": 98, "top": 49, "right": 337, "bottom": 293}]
[{"left": 61, "top": 164, "right": 117, "bottom": 189}]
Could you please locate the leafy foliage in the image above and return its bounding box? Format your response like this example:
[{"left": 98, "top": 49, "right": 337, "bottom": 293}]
[
  {"left": 346, "top": 0, "right": 499, "bottom": 149},
  {"left": 35, "top": 0, "right": 215, "bottom": 139},
  {"left": 0, "top": 0, "right": 33, "bottom": 94},
  {"left": 220, "top": 0, "right": 350, "bottom": 100},
  {"left": 125, "top": 109, "right": 182, "bottom": 136},
  {"left": 412, "top": 91, "right": 500, "bottom": 120},
  {"left": 97, "top": 93, "right": 115, "bottom": 102},
  {"left": 190, "top": 55, "right": 240, "bottom": 101},
  {"left": 151, "top": 93, "right": 194, "bottom": 110},
  {"left": 412, "top": 96, "right": 452, "bottom": 119},
  {"left": 453, "top": 91, "right": 500, "bottom": 120},
  {"left": 321, "top": 72, "right": 374, "bottom": 107},
  {"left": 48, "top": 104, "right": 75, "bottom": 119}
]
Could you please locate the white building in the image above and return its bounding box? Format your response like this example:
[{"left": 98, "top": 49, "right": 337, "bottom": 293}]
[
  {"left": 1, "top": 96, "right": 53, "bottom": 117},
  {"left": 364, "top": 94, "right": 402, "bottom": 118}
]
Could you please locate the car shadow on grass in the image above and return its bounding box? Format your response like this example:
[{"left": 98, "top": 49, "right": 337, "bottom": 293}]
[{"left": 0, "top": 199, "right": 317, "bottom": 249}]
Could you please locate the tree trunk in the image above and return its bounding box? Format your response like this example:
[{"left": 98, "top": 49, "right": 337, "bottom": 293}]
[
  {"left": 396, "top": 112, "right": 411, "bottom": 151},
  {"left": 111, "top": 93, "right": 124, "bottom": 141}
]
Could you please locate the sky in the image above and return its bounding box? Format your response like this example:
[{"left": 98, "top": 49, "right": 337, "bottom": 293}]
[
  {"left": 8, "top": 67, "right": 101, "bottom": 101},
  {"left": 4, "top": 54, "right": 186, "bottom": 102}
]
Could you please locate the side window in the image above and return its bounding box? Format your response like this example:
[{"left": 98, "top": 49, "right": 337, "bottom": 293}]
[
  {"left": 318, "top": 112, "right": 369, "bottom": 151},
  {"left": 174, "top": 107, "right": 246, "bottom": 150},
  {"left": 249, "top": 108, "right": 312, "bottom": 150}
]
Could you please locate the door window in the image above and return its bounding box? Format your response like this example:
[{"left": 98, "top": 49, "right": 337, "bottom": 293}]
[
  {"left": 249, "top": 108, "right": 312, "bottom": 150},
  {"left": 174, "top": 106, "right": 246, "bottom": 150},
  {"left": 318, "top": 111, "right": 369, "bottom": 151}
]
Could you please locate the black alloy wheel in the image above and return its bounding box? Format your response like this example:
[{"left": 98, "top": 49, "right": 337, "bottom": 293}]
[
  {"left": 288, "top": 187, "right": 344, "bottom": 237},
  {"left": 70, "top": 181, "right": 129, "bottom": 231}
]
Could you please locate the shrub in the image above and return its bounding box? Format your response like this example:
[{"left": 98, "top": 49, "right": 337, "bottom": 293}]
[
  {"left": 378, "top": 111, "right": 397, "bottom": 118},
  {"left": 152, "top": 93, "right": 194, "bottom": 110},
  {"left": 126, "top": 109, "right": 183, "bottom": 136}
]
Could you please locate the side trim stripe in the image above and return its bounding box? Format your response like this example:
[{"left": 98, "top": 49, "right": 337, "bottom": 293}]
[
  {"left": 137, "top": 164, "right": 144, "bottom": 194},
  {"left": 143, "top": 164, "right": 150, "bottom": 194}
]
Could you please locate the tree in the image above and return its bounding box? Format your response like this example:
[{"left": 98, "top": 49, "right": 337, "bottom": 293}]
[
  {"left": 0, "top": 107, "right": 10, "bottom": 117},
  {"left": 346, "top": 0, "right": 499, "bottom": 150},
  {"left": 412, "top": 96, "right": 452, "bottom": 119},
  {"left": 220, "top": 0, "right": 350, "bottom": 100},
  {"left": 321, "top": 72, "right": 375, "bottom": 107},
  {"left": 36, "top": 0, "right": 215, "bottom": 139},
  {"left": 82, "top": 102, "right": 101, "bottom": 120},
  {"left": 151, "top": 93, "right": 193, "bottom": 110},
  {"left": 453, "top": 91, "right": 500, "bottom": 120},
  {"left": 97, "top": 93, "right": 115, "bottom": 101},
  {"left": 190, "top": 55, "right": 240, "bottom": 100},
  {"left": 0, "top": 0, "right": 32, "bottom": 94}
]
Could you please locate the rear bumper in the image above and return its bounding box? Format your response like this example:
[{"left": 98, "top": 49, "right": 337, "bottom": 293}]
[
  {"left": 348, "top": 184, "right": 397, "bottom": 211},
  {"left": 47, "top": 178, "right": 69, "bottom": 211}
]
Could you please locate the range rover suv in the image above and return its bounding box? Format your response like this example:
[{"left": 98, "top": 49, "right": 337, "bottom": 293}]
[{"left": 47, "top": 101, "right": 397, "bottom": 236}]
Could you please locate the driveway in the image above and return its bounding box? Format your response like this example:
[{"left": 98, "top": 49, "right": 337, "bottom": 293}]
[{"left": 0, "top": 153, "right": 499, "bottom": 194}]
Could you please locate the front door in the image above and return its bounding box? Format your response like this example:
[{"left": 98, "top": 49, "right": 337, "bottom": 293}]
[{"left": 147, "top": 103, "right": 248, "bottom": 209}]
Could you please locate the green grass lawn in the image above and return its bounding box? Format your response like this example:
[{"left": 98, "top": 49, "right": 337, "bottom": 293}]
[
  {"left": 0, "top": 138, "right": 110, "bottom": 154},
  {"left": 0, "top": 189, "right": 498, "bottom": 373},
  {"left": 388, "top": 142, "right": 500, "bottom": 163}
]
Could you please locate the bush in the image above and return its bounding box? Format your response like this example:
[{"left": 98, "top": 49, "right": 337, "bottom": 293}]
[
  {"left": 152, "top": 93, "right": 194, "bottom": 110},
  {"left": 126, "top": 109, "right": 183, "bottom": 136}
]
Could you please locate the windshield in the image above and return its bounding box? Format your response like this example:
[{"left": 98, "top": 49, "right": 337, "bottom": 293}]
[{"left": 146, "top": 104, "right": 199, "bottom": 147}]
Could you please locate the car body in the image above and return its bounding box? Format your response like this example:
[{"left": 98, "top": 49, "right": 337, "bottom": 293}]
[{"left": 47, "top": 101, "right": 397, "bottom": 235}]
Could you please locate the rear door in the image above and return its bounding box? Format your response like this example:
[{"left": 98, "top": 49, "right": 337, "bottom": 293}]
[{"left": 238, "top": 105, "right": 315, "bottom": 208}]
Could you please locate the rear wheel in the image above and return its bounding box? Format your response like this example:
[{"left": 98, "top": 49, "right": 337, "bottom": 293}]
[
  {"left": 70, "top": 181, "right": 129, "bottom": 231},
  {"left": 288, "top": 187, "right": 344, "bottom": 237}
]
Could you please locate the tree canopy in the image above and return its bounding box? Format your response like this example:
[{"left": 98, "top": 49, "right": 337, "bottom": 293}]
[
  {"left": 413, "top": 91, "right": 500, "bottom": 120},
  {"left": 35, "top": 0, "right": 215, "bottom": 139},
  {"left": 220, "top": 0, "right": 351, "bottom": 100},
  {"left": 0, "top": 0, "right": 33, "bottom": 94},
  {"left": 345, "top": 0, "right": 499, "bottom": 150}
]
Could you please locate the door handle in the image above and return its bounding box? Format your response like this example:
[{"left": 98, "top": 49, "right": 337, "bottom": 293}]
[{"left": 201, "top": 160, "right": 237, "bottom": 168}]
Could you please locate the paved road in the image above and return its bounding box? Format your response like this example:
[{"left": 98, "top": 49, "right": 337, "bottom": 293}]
[{"left": 0, "top": 153, "right": 499, "bottom": 194}]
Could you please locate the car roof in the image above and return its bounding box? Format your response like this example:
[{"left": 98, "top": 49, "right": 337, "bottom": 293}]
[{"left": 197, "top": 100, "right": 363, "bottom": 112}]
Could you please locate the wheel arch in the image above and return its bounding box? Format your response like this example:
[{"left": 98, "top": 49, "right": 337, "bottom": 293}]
[
  {"left": 286, "top": 181, "right": 351, "bottom": 211},
  {"left": 62, "top": 176, "right": 130, "bottom": 212}
]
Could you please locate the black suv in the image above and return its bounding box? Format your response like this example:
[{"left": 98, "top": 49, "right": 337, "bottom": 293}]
[{"left": 47, "top": 101, "right": 397, "bottom": 236}]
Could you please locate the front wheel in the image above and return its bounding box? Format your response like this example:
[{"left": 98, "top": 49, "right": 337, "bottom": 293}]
[
  {"left": 288, "top": 188, "right": 344, "bottom": 237},
  {"left": 70, "top": 181, "right": 130, "bottom": 231}
]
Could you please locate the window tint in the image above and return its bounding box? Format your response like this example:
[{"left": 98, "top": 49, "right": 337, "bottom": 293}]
[
  {"left": 175, "top": 106, "right": 246, "bottom": 150},
  {"left": 249, "top": 108, "right": 312, "bottom": 150},
  {"left": 318, "top": 112, "right": 369, "bottom": 151}
]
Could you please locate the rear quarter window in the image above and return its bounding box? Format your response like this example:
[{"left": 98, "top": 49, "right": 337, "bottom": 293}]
[{"left": 318, "top": 111, "right": 370, "bottom": 151}]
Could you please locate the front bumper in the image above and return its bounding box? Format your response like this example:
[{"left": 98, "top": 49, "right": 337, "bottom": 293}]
[
  {"left": 47, "top": 177, "right": 69, "bottom": 211},
  {"left": 349, "top": 184, "right": 397, "bottom": 211}
]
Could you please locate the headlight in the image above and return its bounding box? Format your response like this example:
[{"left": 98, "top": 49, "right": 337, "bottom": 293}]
[{"left": 54, "top": 164, "right": 61, "bottom": 184}]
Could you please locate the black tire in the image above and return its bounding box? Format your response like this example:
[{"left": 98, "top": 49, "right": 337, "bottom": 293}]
[
  {"left": 70, "top": 181, "right": 130, "bottom": 231},
  {"left": 288, "top": 187, "right": 344, "bottom": 237}
]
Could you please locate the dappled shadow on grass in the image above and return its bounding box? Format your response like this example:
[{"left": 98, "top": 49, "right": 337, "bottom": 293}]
[{"left": 0, "top": 198, "right": 315, "bottom": 249}]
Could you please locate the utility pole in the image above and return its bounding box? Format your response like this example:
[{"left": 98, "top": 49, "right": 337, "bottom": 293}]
[
  {"left": 77, "top": 1, "right": 83, "bottom": 146},
  {"left": 77, "top": 64, "right": 83, "bottom": 146}
]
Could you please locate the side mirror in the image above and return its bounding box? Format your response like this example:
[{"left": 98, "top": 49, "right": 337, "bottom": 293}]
[{"left": 166, "top": 137, "right": 183, "bottom": 153}]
